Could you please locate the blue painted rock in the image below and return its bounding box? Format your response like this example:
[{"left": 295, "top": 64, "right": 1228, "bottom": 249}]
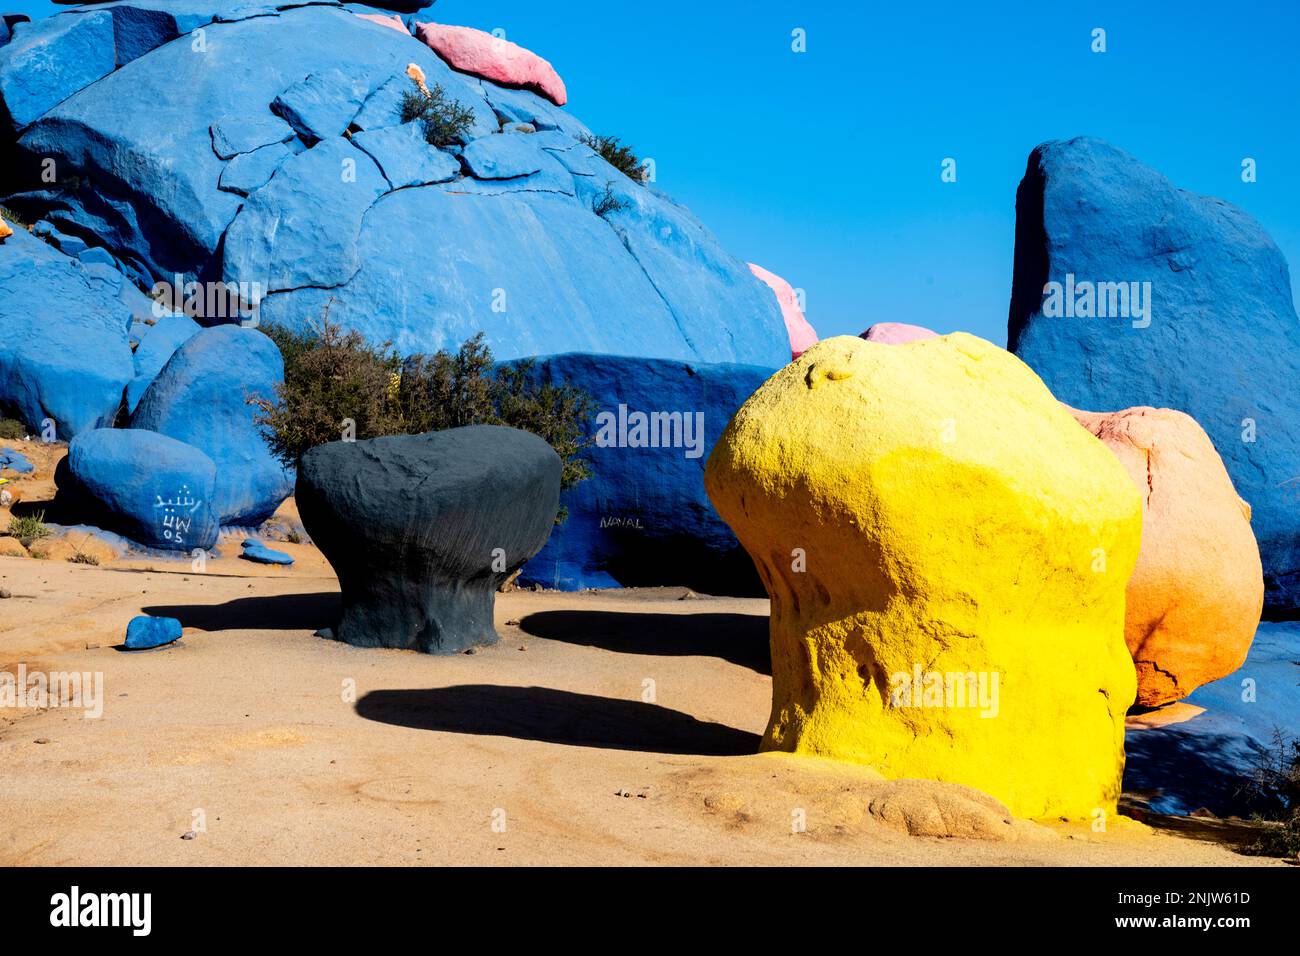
[
  {"left": 58, "top": 428, "right": 220, "bottom": 551},
  {"left": 241, "top": 537, "right": 293, "bottom": 565},
  {"left": 1007, "top": 137, "right": 1300, "bottom": 613},
  {"left": 124, "top": 312, "right": 202, "bottom": 415},
  {"left": 296, "top": 425, "right": 560, "bottom": 653},
  {"left": 0, "top": 224, "right": 134, "bottom": 439},
  {"left": 515, "top": 354, "right": 775, "bottom": 594},
  {"left": 124, "top": 614, "right": 183, "bottom": 650},
  {"left": 0, "top": 4, "right": 788, "bottom": 367},
  {"left": 132, "top": 325, "right": 293, "bottom": 527},
  {"left": 0, "top": 446, "right": 32, "bottom": 473}
]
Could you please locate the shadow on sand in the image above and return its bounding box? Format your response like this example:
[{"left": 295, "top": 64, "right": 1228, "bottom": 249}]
[
  {"left": 518, "top": 610, "right": 770, "bottom": 674},
  {"left": 1123, "top": 728, "right": 1270, "bottom": 818},
  {"left": 356, "top": 684, "right": 761, "bottom": 756},
  {"left": 142, "top": 591, "right": 340, "bottom": 632}
]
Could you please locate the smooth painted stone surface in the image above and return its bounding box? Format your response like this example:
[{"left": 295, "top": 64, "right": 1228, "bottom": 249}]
[
  {"left": 58, "top": 427, "right": 220, "bottom": 551},
  {"left": 748, "top": 262, "right": 817, "bottom": 359},
  {"left": 1072, "top": 405, "right": 1263, "bottom": 707},
  {"left": 415, "top": 21, "right": 567, "bottom": 106},
  {"left": 706, "top": 333, "right": 1141, "bottom": 819},
  {"left": 240, "top": 538, "right": 294, "bottom": 565},
  {"left": 131, "top": 326, "right": 293, "bottom": 527},
  {"left": 297, "top": 425, "right": 560, "bottom": 654},
  {"left": 124, "top": 614, "right": 183, "bottom": 649}
]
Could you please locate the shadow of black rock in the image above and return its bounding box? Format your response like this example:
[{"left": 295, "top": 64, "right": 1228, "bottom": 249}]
[
  {"left": 142, "top": 591, "right": 340, "bottom": 632},
  {"left": 356, "top": 684, "right": 761, "bottom": 756},
  {"left": 518, "top": 610, "right": 770, "bottom": 674}
]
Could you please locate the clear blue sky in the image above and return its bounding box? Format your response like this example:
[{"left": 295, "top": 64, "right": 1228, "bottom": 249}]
[{"left": 9, "top": 0, "right": 1299, "bottom": 344}]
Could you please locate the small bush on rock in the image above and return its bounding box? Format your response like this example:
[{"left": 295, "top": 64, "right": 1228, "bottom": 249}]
[
  {"left": 400, "top": 82, "right": 476, "bottom": 148},
  {"left": 592, "top": 183, "right": 627, "bottom": 219},
  {"left": 0, "top": 418, "right": 25, "bottom": 440},
  {"left": 580, "top": 133, "right": 647, "bottom": 183},
  {"left": 8, "top": 510, "right": 50, "bottom": 543},
  {"left": 255, "top": 323, "right": 594, "bottom": 499}
]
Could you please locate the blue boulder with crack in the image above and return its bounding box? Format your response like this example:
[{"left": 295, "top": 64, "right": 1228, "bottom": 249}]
[
  {"left": 125, "top": 312, "right": 202, "bottom": 415},
  {"left": 131, "top": 325, "right": 293, "bottom": 527}
]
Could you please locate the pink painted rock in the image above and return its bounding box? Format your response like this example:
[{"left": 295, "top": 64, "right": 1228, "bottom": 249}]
[
  {"left": 748, "top": 263, "right": 817, "bottom": 359},
  {"left": 356, "top": 13, "right": 409, "bottom": 35},
  {"left": 1071, "top": 406, "right": 1264, "bottom": 707},
  {"left": 861, "top": 322, "right": 939, "bottom": 345},
  {"left": 415, "top": 23, "right": 567, "bottom": 107}
]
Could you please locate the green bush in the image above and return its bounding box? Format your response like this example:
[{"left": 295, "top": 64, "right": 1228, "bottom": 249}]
[
  {"left": 254, "top": 323, "right": 595, "bottom": 502},
  {"left": 254, "top": 322, "right": 403, "bottom": 467},
  {"left": 0, "top": 418, "right": 25, "bottom": 441},
  {"left": 400, "top": 83, "right": 477, "bottom": 148},
  {"left": 580, "top": 133, "right": 646, "bottom": 183},
  {"left": 8, "top": 510, "right": 50, "bottom": 543}
]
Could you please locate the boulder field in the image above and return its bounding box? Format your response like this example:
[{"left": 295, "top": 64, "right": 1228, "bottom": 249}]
[
  {"left": 706, "top": 334, "right": 1141, "bottom": 819},
  {"left": 1008, "top": 137, "right": 1300, "bottom": 614},
  {"left": 0, "top": 1, "right": 790, "bottom": 367},
  {"left": 0, "top": 0, "right": 800, "bottom": 569}
]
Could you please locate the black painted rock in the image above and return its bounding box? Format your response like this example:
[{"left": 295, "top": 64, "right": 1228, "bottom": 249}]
[{"left": 296, "top": 425, "right": 561, "bottom": 653}]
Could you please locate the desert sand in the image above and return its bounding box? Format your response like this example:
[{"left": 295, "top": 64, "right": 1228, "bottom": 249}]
[{"left": 0, "top": 546, "right": 1283, "bottom": 866}]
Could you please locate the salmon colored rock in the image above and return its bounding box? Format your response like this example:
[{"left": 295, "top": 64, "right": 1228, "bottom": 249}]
[
  {"left": 0, "top": 216, "right": 12, "bottom": 242},
  {"left": 748, "top": 263, "right": 817, "bottom": 359},
  {"left": 861, "top": 322, "right": 938, "bottom": 344},
  {"left": 705, "top": 333, "right": 1142, "bottom": 819},
  {"left": 1071, "top": 406, "right": 1264, "bottom": 707},
  {"left": 415, "top": 22, "right": 567, "bottom": 107},
  {"left": 356, "top": 13, "right": 409, "bottom": 35}
]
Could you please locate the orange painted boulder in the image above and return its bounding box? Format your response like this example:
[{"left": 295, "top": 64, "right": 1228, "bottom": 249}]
[{"left": 1071, "top": 406, "right": 1263, "bottom": 706}]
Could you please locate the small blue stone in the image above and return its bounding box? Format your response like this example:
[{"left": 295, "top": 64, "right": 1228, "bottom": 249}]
[
  {"left": 124, "top": 615, "right": 183, "bottom": 650},
  {"left": 241, "top": 539, "right": 294, "bottom": 566}
]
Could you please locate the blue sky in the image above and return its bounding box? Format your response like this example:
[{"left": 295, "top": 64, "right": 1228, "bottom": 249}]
[{"left": 10, "top": 0, "right": 1299, "bottom": 344}]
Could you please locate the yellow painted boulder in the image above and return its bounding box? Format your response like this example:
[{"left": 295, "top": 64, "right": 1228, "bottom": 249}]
[
  {"left": 704, "top": 333, "right": 1142, "bottom": 819},
  {"left": 1071, "top": 406, "right": 1263, "bottom": 707}
]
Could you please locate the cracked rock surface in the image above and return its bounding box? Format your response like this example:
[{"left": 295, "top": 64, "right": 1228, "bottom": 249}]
[{"left": 0, "top": 2, "right": 788, "bottom": 366}]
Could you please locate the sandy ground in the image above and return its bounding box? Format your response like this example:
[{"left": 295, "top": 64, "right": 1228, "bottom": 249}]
[
  {"left": 0, "top": 439, "right": 1286, "bottom": 866},
  {"left": 0, "top": 555, "right": 1282, "bottom": 867}
]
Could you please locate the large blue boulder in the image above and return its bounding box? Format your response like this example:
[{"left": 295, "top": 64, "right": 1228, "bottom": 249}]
[
  {"left": 58, "top": 427, "right": 220, "bottom": 551},
  {"left": 0, "top": 223, "right": 134, "bottom": 439},
  {"left": 0, "top": 4, "right": 788, "bottom": 366},
  {"left": 1007, "top": 137, "right": 1300, "bottom": 613},
  {"left": 131, "top": 325, "right": 293, "bottom": 526},
  {"left": 124, "top": 311, "right": 202, "bottom": 415},
  {"left": 515, "top": 354, "right": 775, "bottom": 594}
]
